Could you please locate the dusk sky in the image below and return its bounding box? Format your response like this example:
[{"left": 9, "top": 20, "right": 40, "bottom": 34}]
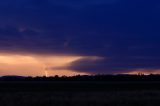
[{"left": 0, "top": 0, "right": 160, "bottom": 76}]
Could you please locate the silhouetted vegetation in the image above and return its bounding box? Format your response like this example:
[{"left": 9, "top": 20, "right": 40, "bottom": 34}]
[
  {"left": 1, "top": 74, "right": 160, "bottom": 106},
  {"left": 1, "top": 74, "right": 160, "bottom": 81}
]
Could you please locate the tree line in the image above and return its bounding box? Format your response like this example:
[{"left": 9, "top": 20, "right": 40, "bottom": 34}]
[{"left": 1, "top": 74, "right": 160, "bottom": 81}]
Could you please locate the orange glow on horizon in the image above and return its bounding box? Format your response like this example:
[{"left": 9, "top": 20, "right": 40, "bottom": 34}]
[
  {"left": 124, "top": 69, "right": 160, "bottom": 75},
  {"left": 0, "top": 53, "right": 89, "bottom": 76},
  {"left": 1, "top": 52, "right": 158, "bottom": 76}
]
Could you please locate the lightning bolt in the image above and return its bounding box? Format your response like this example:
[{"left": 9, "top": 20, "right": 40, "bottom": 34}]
[{"left": 45, "top": 71, "right": 48, "bottom": 77}]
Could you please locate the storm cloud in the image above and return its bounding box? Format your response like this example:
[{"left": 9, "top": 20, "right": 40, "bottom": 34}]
[{"left": 0, "top": 0, "right": 160, "bottom": 74}]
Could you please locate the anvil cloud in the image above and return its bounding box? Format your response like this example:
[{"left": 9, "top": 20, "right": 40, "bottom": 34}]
[{"left": 0, "top": 0, "right": 159, "bottom": 76}]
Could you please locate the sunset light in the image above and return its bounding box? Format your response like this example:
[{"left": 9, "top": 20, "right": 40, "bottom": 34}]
[{"left": 0, "top": 53, "right": 88, "bottom": 76}]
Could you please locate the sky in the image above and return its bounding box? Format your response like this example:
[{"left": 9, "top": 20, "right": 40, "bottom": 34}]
[{"left": 0, "top": 0, "right": 160, "bottom": 76}]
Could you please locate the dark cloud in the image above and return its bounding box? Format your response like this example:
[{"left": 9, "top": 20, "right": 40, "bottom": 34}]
[
  {"left": 50, "top": 55, "right": 160, "bottom": 74},
  {"left": 0, "top": 0, "right": 160, "bottom": 73},
  {"left": 64, "top": 56, "right": 160, "bottom": 74}
]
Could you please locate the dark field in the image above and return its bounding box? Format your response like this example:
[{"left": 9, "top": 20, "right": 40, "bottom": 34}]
[{"left": 1, "top": 81, "right": 160, "bottom": 106}]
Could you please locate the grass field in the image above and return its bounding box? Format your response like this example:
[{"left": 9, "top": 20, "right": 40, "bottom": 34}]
[{"left": 0, "top": 81, "right": 160, "bottom": 106}]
